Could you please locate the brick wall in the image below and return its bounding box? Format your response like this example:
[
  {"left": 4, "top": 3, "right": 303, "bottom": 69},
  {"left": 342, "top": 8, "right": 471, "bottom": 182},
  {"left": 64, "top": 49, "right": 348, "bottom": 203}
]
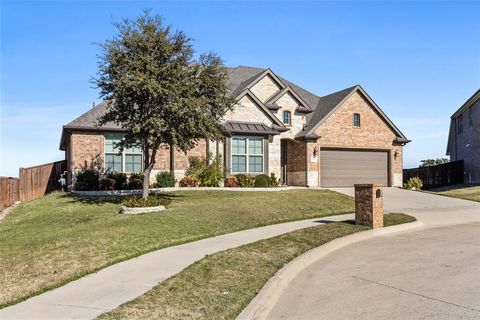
[
  {"left": 70, "top": 131, "right": 104, "bottom": 171},
  {"left": 314, "top": 91, "right": 404, "bottom": 186}
]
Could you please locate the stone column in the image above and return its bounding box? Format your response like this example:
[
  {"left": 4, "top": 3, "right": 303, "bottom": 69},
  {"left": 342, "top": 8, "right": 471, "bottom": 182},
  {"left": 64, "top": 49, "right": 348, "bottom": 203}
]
[
  {"left": 354, "top": 184, "right": 384, "bottom": 228},
  {"left": 305, "top": 140, "right": 320, "bottom": 187}
]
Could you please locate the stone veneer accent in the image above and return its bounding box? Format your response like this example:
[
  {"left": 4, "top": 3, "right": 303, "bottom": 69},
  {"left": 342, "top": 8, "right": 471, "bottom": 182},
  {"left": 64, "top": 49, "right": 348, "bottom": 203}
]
[
  {"left": 354, "top": 184, "right": 384, "bottom": 229},
  {"left": 249, "top": 75, "right": 282, "bottom": 102}
]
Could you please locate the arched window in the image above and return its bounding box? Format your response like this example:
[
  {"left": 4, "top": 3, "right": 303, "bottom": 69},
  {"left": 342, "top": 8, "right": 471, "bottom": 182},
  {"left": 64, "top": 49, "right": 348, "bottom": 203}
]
[{"left": 283, "top": 111, "right": 291, "bottom": 125}]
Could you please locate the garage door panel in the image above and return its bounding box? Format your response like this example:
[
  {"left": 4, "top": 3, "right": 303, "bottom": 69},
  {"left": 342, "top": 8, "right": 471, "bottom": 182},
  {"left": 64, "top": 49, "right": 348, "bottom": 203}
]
[{"left": 321, "top": 149, "right": 388, "bottom": 187}]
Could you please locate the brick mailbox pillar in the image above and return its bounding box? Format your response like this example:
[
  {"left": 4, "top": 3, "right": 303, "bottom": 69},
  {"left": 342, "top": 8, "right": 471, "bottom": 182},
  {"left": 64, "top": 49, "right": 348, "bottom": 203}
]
[{"left": 354, "top": 184, "right": 384, "bottom": 229}]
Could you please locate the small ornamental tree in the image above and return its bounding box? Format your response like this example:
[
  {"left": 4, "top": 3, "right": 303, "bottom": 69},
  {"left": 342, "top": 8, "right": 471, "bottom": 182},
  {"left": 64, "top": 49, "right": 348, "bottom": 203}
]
[{"left": 94, "top": 11, "right": 235, "bottom": 198}]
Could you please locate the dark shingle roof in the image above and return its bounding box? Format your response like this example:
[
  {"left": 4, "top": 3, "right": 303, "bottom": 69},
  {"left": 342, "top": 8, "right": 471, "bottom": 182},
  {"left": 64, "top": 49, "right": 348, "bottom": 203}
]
[
  {"left": 224, "top": 121, "right": 280, "bottom": 135},
  {"left": 61, "top": 65, "right": 407, "bottom": 149},
  {"left": 64, "top": 101, "right": 121, "bottom": 130}
]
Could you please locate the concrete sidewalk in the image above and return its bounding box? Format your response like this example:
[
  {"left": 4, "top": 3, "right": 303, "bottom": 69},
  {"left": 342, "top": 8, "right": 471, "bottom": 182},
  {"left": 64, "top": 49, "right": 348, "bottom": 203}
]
[{"left": 0, "top": 213, "right": 353, "bottom": 320}]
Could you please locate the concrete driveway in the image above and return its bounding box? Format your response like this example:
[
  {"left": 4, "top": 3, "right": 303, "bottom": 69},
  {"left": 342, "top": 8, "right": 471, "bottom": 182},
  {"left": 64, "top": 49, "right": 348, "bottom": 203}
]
[{"left": 267, "top": 188, "right": 480, "bottom": 320}]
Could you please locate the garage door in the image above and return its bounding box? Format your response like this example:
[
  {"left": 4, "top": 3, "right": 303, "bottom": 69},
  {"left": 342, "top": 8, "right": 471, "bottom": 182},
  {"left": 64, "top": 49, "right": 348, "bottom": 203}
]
[{"left": 320, "top": 149, "right": 388, "bottom": 187}]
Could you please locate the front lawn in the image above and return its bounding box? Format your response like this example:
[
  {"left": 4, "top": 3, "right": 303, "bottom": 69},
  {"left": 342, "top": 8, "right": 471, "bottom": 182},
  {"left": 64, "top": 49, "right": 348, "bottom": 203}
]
[
  {"left": 428, "top": 184, "right": 480, "bottom": 202},
  {"left": 98, "top": 213, "right": 416, "bottom": 320},
  {"left": 0, "top": 189, "right": 353, "bottom": 307}
]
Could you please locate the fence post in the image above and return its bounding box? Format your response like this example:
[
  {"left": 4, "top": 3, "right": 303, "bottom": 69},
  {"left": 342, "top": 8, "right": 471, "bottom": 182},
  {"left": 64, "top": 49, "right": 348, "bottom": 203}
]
[{"left": 19, "top": 167, "right": 24, "bottom": 202}]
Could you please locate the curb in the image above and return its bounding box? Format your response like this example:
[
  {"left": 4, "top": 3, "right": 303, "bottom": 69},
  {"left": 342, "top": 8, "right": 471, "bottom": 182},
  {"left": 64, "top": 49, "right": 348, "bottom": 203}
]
[{"left": 236, "top": 220, "right": 423, "bottom": 320}]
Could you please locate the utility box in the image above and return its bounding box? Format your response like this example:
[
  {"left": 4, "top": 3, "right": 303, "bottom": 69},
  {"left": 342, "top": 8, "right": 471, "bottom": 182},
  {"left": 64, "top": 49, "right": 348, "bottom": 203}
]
[{"left": 354, "top": 184, "right": 384, "bottom": 229}]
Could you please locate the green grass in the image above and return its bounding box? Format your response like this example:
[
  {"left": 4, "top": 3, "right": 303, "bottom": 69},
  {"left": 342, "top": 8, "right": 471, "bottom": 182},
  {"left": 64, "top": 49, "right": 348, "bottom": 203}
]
[
  {"left": 427, "top": 184, "right": 480, "bottom": 202},
  {"left": 98, "top": 213, "right": 416, "bottom": 320},
  {"left": 0, "top": 189, "right": 353, "bottom": 307}
]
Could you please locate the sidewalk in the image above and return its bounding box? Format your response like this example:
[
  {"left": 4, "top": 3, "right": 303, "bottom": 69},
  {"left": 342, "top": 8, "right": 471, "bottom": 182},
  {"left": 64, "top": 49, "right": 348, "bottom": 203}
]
[{"left": 0, "top": 213, "right": 353, "bottom": 320}]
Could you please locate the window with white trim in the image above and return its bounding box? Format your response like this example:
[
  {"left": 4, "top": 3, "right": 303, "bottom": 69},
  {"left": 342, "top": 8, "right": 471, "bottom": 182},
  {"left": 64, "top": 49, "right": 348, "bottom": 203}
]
[
  {"left": 104, "top": 133, "right": 142, "bottom": 173},
  {"left": 231, "top": 136, "right": 264, "bottom": 173}
]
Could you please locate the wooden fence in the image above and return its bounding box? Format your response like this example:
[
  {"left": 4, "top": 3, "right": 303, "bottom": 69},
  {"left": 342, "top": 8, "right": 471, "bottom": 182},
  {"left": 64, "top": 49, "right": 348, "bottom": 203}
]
[
  {"left": 19, "top": 160, "right": 67, "bottom": 202},
  {"left": 0, "top": 160, "right": 67, "bottom": 211},
  {"left": 0, "top": 177, "right": 20, "bottom": 211},
  {"left": 403, "top": 160, "right": 464, "bottom": 189}
]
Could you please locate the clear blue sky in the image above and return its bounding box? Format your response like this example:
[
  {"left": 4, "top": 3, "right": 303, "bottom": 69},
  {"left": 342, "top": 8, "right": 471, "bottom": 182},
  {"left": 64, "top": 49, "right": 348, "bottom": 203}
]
[{"left": 1, "top": 1, "right": 479, "bottom": 177}]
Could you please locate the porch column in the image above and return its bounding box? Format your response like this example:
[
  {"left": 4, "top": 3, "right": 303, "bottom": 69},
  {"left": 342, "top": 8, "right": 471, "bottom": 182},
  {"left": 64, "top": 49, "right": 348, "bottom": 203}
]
[{"left": 305, "top": 139, "right": 320, "bottom": 187}]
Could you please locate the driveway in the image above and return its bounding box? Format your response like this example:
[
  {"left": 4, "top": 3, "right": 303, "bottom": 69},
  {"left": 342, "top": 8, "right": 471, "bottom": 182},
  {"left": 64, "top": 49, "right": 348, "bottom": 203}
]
[{"left": 267, "top": 188, "right": 480, "bottom": 320}]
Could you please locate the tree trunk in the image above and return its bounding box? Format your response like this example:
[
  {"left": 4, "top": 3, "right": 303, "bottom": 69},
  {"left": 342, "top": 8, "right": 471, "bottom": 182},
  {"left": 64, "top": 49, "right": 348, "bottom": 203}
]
[{"left": 142, "top": 165, "right": 152, "bottom": 199}]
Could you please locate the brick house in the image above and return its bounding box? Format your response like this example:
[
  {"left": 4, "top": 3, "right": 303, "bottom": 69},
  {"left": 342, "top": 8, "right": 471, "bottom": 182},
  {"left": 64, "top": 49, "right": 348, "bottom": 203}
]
[
  {"left": 59, "top": 66, "right": 410, "bottom": 187},
  {"left": 446, "top": 88, "right": 480, "bottom": 183}
]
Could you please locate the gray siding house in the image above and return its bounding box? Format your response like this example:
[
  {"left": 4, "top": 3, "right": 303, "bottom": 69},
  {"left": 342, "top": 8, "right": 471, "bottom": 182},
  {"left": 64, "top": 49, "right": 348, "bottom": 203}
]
[{"left": 447, "top": 88, "right": 480, "bottom": 183}]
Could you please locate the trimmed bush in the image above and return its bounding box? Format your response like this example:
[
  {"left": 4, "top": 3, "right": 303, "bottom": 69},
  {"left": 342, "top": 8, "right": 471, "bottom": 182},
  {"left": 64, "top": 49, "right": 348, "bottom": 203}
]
[
  {"left": 224, "top": 176, "right": 239, "bottom": 188},
  {"left": 128, "top": 178, "right": 143, "bottom": 190},
  {"left": 122, "top": 195, "right": 171, "bottom": 208},
  {"left": 235, "top": 174, "right": 255, "bottom": 187},
  {"left": 156, "top": 171, "right": 175, "bottom": 188},
  {"left": 254, "top": 174, "right": 271, "bottom": 188},
  {"left": 105, "top": 172, "right": 128, "bottom": 190},
  {"left": 129, "top": 172, "right": 144, "bottom": 182},
  {"left": 74, "top": 169, "right": 100, "bottom": 191},
  {"left": 179, "top": 176, "right": 198, "bottom": 187},
  {"left": 404, "top": 177, "right": 423, "bottom": 190},
  {"left": 99, "top": 178, "right": 116, "bottom": 190}
]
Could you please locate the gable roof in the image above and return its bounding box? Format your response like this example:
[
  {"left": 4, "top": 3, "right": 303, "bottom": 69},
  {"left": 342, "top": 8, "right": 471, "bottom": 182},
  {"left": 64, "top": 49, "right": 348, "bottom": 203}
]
[
  {"left": 60, "top": 65, "right": 409, "bottom": 149},
  {"left": 297, "top": 85, "right": 409, "bottom": 141},
  {"left": 450, "top": 88, "right": 480, "bottom": 119}
]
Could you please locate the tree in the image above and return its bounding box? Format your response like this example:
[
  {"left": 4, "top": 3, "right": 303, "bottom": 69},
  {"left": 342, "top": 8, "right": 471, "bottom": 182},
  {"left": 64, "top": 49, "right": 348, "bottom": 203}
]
[
  {"left": 419, "top": 158, "right": 449, "bottom": 167},
  {"left": 94, "top": 11, "right": 235, "bottom": 198}
]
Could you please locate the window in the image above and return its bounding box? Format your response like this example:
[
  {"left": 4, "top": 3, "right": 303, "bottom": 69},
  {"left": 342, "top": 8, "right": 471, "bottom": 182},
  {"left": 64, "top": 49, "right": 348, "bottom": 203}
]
[
  {"left": 353, "top": 113, "right": 361, "bottom": 127},
  {"left": 469, "top": 108, "right": 473, "bottom": 127},
  {"left": 458, "top": 115, "right": 464, "bottom": 134},
  {"left": 104, "top": 133, "right": 142, "bottom": 172},
  {"left": 231, "top": 136, "right": 264, "bottom": 173},
  {"left": 283, "top": 111, "right": 291, "bottom": 125}
]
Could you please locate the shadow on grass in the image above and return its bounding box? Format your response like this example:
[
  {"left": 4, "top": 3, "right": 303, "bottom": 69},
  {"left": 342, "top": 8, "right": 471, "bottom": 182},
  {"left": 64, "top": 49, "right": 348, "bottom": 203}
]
[
  {"left": 59, "top": 192, "right": 183, "bottom": 205},
  {"left": 427, "top": 183, "right": 480, "bottom": 192},
  {"left": 314, "top": 219, "right": 356, "bottom": 225}
]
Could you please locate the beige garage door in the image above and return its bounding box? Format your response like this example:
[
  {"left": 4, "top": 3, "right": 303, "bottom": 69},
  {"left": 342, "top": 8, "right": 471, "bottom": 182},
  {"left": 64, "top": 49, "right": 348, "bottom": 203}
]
[{"left": 320, "top": 149, "right": 388, "bottom": 187}]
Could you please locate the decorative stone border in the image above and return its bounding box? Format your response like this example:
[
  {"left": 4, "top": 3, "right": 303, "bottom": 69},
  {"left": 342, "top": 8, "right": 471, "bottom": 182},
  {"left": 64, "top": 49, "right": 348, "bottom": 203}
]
[
  {"left": 71, "top": 186, "right": 304, "bottom": 197},
  {"left": 120, "top": 205, "right": 166, "bottom": 215}
]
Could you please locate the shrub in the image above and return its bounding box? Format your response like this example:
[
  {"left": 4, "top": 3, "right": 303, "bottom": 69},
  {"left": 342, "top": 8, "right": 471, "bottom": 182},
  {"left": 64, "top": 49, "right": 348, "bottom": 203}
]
[
  {"left": 127, "top": 172, "right": 144, "bottom": 190},
  {"left": 185, "top": 156, "right": 205, "bottom": 178},
  {"left": 270, "top": 172, "right": 279, "bottom": 187},
  {"left": 404, "top": 177, "right": 423, "bottom": 190},
  {"left": 99, "top": 178, "right": 116, "bottom": 190},
  {"left": 122, "top": 195, "right": 171, "bottom": 208},
  {"left": 105, "top": 172, "right": 128, "bottom": 190},
  {"left": 129, "top": 172, "right": 144, "bottom": 182},
  {"left": 254, "top": 174, "right": 271, "bottom": 188},
  {"left": 128, "top": 178, "right": 143, "bottom": 190},
  {"left": 185, "top": 154, "right": 224, "bottom": 187},
  {"left": 74, "top": 169, "right": 100, "bottom": 191},
  {"left": 235, "top": 174, "right": 255, "bottom": 187},
  {"left": 224, "top": 176, "right": 239, "bottom": 188},
  {"left": 156, "top": 171, "right": 175, "bottom": 188},
  {"left": 179, "top": 176, "right": 198, "bottom": 187}
]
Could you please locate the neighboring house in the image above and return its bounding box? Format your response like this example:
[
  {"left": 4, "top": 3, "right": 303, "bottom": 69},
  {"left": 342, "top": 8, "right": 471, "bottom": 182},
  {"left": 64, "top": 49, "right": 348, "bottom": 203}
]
[
  {"left": 60, "top": 66, "right": 410, "bottom": 187},
  {"left": 447, "top": 88, "right": 480, "bottom": 183}
]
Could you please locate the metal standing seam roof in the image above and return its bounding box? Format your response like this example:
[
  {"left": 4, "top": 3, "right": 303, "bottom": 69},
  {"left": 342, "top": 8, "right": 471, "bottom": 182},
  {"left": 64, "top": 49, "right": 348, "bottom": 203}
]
[{"left": 223, "top": 121, "right": 281, "bottom": 135}]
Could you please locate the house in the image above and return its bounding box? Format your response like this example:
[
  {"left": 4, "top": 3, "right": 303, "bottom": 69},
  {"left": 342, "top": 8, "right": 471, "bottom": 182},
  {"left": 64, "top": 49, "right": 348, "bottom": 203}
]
[
  {"left": 446, "top": 88, "right": 480, "bottom": 183},
  {"left": 59, "top": 66, "right": 410, "bottom": 187}
]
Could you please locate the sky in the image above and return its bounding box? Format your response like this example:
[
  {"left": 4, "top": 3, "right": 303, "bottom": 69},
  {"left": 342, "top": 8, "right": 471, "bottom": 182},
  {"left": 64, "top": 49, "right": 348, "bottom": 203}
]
[{"left": 1, "top": 1, "right": 479, "bottom": 177}]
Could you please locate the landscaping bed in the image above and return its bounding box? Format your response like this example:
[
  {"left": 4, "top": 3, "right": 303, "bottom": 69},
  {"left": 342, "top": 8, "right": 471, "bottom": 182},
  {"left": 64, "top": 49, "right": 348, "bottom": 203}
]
[
  {"left": 98, "top": 213, "right": 416, "bottom": 320},
  {"left": 0, "top": 189, "right": 353, "bottom": 307}
]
